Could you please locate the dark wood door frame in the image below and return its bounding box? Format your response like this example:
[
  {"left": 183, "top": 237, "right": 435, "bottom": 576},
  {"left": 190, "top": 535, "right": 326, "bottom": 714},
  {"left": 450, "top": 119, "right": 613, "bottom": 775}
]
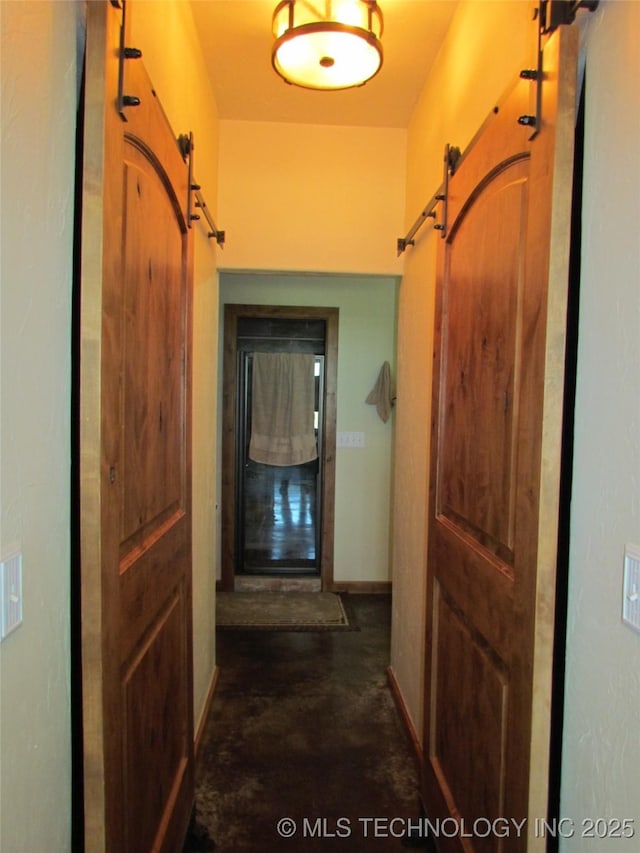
[{"left": 220, "top": 304, "right": 338, "bottom": 591}]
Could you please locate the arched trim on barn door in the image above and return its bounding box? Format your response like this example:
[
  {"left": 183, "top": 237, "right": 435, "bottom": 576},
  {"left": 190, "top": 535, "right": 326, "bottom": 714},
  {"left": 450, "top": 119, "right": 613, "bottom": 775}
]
[
  {"left": 422, "top": 26, "right": 579, "bottom": 851},
  {"left": 78, "top": 4, "right": 195, "bottom": 848},
  {"left": 221, "top": 304, "right": 338, "bottom": 592}
]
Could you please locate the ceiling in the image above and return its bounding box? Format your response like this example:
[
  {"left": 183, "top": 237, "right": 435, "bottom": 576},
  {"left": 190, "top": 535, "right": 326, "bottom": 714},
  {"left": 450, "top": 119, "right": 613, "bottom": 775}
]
[{"left": 190, "top": 0, "right": 460, "bottom": 128}]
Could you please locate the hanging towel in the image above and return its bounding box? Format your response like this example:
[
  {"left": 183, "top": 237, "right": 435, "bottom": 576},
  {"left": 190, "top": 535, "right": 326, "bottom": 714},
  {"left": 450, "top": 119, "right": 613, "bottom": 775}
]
[
  {"left": 365, "top": 361, "right": 395, "bottom": 423},
  {"left": 249, "top": 352, "right": 318, "bottom": 466}
]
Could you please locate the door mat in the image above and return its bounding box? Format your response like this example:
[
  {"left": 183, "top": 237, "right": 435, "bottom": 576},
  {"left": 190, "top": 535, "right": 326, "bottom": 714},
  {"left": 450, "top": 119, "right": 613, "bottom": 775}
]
[{"left": 216, "top": 591, "right": 358, "bottom": 631}]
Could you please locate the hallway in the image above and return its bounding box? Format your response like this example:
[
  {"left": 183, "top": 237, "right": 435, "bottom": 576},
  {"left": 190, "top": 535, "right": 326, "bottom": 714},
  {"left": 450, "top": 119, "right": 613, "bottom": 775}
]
[{"left": 187, "top": 595, "right": 423, "bottom": 852}]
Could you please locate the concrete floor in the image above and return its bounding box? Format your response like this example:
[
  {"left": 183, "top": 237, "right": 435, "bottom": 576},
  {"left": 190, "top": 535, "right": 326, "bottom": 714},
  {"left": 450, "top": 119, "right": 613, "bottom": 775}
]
[{"left": 186, "top": 595, "right": 425, "bottom": 852}]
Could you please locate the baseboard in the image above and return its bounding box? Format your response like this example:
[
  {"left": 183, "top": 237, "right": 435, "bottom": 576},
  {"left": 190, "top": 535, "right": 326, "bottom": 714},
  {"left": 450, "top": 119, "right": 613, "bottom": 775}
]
[
  {"left": 328, "top": 581, "right": 392, "bottom": 594},
  {"left": 194, "top": 665, "right": 219, "bottom": 760},
  {"left": 386, "top": 665, "right": 424, "bottom": 772}
]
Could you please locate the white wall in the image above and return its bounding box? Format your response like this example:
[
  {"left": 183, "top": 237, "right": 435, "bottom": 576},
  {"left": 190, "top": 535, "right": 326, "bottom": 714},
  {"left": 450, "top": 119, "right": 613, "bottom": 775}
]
[
  {"left": 219, "top": 272, "right": 398, "bottom": 584},
  {"left": 560, "top": 2, "right": 640, "bottom": 847},
  {"left": 0, "top": 3, "right": 79, "bottom": 850}
]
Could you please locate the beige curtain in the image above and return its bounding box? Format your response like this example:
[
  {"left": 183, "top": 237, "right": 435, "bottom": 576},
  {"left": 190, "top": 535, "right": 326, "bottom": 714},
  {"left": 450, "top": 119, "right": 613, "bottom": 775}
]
[{"left": 249, "top": 352, "right": 318, "bottom": 466}]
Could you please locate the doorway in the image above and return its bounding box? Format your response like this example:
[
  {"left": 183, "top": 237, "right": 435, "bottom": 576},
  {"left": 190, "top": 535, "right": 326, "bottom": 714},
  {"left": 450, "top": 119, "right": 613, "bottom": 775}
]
[
  {"left": 221, "top": 304, "right": 338, "bottom": 591},
  {"left": 236, "top": 322, "right": 325, "bottom": 575}
]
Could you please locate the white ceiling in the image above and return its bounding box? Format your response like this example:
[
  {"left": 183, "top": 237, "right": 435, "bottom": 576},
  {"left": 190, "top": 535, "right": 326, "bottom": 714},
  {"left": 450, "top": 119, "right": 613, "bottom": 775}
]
[{"left": 190, "top": 0, "right": 460, "bottom": 128}]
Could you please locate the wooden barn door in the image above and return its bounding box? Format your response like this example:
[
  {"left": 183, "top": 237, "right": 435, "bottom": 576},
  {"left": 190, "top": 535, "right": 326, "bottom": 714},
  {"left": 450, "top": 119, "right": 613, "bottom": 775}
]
[
  {"left": 79, "top": 3, "right": 194, "bottom": 850},
  {"left": 423, "top": 27, "right": 578, "bottom": 853}
]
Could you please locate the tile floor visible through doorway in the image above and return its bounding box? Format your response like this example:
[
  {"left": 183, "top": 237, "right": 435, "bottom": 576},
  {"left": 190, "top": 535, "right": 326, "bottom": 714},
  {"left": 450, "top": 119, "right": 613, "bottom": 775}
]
[
  {"left": 242, "top": 460, "right": 318, "bottom": 572},
  {"left": 186, "top": 595, "right": 425, "bottom": 852}
]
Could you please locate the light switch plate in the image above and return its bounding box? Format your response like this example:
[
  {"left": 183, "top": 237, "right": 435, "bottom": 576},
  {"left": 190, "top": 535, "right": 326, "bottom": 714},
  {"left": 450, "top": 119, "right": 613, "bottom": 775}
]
[
  {"left": 1, "top": 549, "right": 23, "bottom": 640},
  {"left": 622, "top": 543, "right": 640, "bottom": 635}
]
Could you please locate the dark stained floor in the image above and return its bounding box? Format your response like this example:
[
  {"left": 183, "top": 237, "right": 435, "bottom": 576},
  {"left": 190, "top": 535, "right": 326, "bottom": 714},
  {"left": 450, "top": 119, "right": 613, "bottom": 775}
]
[{"left": 186, "top": 595, "right": 426, "bottom": 852}]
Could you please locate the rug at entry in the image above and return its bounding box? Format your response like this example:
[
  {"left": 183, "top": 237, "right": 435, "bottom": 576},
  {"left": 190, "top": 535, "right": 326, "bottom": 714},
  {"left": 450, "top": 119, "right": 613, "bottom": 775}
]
[{"left": 216, "top": 591, "right": 357, "bottom": 631}]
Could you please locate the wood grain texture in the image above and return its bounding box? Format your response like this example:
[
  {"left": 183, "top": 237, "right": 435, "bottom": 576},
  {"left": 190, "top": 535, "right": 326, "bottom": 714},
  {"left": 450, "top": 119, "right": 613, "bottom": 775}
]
[
  {"left": 80, "top": 3, "right": 194, "bottom": 849},
  {"left": 422, "top": 26, "right": 577, "bottom": 853}
]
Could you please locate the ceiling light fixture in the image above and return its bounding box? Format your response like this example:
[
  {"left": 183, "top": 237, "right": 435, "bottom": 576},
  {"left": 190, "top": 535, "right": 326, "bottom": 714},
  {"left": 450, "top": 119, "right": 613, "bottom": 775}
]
[{"left": 272, "top": 0, "right": 384, "bottom": 91}]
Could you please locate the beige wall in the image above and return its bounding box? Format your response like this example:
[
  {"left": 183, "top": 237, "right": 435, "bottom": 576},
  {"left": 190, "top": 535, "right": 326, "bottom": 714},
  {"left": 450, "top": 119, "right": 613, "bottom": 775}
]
[
  {"left": 130, "top": 1, "right": 220, "bottom": 733},
  {"left": 219, "top": 272, "right": 398, "bottom": 584},
  {"left": 390, "top": 0, "right": 533, "bottom": 745},
  {"left": 560, "top": 2, "right": 640, "bottom": 848},
  {"left": 218, "top": 119, "right": 406, "bottom": 275},
  {"left": 0, "top": 3, "right": 78, "bottom": 849}
]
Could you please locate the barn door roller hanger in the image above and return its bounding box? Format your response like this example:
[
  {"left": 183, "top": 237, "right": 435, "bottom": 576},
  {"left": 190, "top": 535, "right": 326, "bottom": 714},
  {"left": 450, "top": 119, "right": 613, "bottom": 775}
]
[
  {"left": 396, "top": 143, "right": 461, "bottom": 254},
  {"left": 518, "top": 0, "right": 599, "bottom": 137},
  {"left": 178, "top": 132, "right": 226, "bottom": 247},
  {"left": 112, "top": 1, "right": 226, "bottom": 246},
  {"left": 397, "top": 0, "right": 598, "bottom": 256}
]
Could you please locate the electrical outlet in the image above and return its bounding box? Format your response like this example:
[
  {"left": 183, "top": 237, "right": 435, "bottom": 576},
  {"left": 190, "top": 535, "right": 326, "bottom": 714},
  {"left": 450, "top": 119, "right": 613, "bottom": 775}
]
[
  {"left": 337, "top": 431, "right": 365, "bottom": 448},
  {"left": 622, "top": 543, "right": 640, "bottom": 635}
]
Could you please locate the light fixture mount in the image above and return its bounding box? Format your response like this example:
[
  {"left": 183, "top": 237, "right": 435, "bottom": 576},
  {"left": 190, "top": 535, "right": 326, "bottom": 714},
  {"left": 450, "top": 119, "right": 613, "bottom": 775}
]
[{"left": 272, "top": 0, "right": 384, "bottom": 91}]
